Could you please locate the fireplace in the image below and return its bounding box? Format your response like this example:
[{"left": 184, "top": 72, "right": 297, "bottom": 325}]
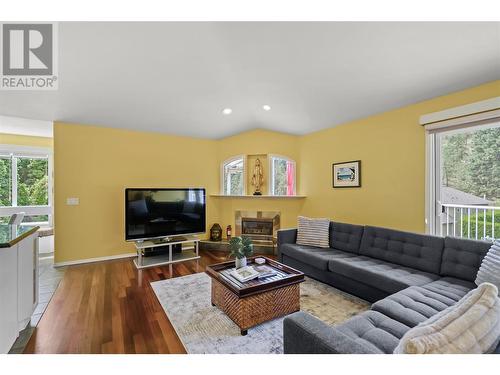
[
  {"left": 235, "top": 211, "right": 280, "bottom": 247},
  {"left": 242, "top": 218, "right": 274, "bottom": 237}
]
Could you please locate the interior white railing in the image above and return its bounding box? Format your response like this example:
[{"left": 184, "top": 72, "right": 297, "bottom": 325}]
[{"left": 440, "top": 203, "right": 499, "bottom": 242}]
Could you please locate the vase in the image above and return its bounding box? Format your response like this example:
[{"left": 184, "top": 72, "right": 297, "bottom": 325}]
[{"left": 235, "top": 257, "right": 247, "bottom": 269}]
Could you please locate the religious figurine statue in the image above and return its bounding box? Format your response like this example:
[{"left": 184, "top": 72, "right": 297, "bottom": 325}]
[{"left": 251, "top": 158, "right": 264, "bottom": 195}]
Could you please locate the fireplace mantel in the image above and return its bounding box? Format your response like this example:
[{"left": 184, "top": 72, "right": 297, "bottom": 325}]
[{"left": 210, "top": 194, "right": 306, "bottom": 199}]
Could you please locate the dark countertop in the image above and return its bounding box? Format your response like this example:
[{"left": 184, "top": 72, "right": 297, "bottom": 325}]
[{"left": 0, "top": 224, "right": 40, "bottom": 248}]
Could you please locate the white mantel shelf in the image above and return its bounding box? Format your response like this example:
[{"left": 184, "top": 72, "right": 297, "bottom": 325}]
[{"left": 210, "top": 194, "right": 306, "bottom": 199}]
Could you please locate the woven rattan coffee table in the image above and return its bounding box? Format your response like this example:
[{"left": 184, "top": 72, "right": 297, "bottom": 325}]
[{"left": 206, "top": 256, "right": 304, "bottom": 335}]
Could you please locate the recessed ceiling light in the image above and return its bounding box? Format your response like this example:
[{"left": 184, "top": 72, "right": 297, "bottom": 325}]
[
  {"left": 222, "top": 108, "right": 232, "bottom": 115},
  {"left": 262, "top": 105, "right": 271, "bottom": 111}
]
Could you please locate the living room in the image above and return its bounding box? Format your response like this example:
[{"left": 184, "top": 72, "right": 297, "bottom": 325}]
[{"left": 1, "top": 1, "right": 500, "bottom": 373}]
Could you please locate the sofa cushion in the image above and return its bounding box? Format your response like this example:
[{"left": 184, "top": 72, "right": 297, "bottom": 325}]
[
  {"left": 358, "top": 226, "right": 444, "bottom": 274},
  {"left": 440, "top": 237, "right": 491, "bottom": 282},
  {"left": 421, "top": 276, "right": 475, "bottom": 299},
  {"left": 372, "top": 277, "right": 474, "bottom": 327},
  {"left": 329, "top": 221, "right": 364, "bottom": 254},
  {"left": 280, "top": 243, "right": 357, "bottom": 271},
  {"left": 328, "top": 256, "right": 439, "bottom": 294},
  {"left": 335, "top": 310, "right": 410, "bottom": 354}
]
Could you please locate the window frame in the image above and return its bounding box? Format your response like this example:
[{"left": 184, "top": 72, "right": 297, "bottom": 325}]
[
  {"left": 423, "top": 97, "right": 500, "bottom": 235},
  {"left": 220, "top": 155, "right": 246, "bottom": 196},
  {"left": 268, "top": 154, "right": 296, "bottom": 196},
  {"left": 425, "top": 121, "right": 500, "bottom": 236},
  {"left": 0, "top": 144, "right": 53, "bottom": 226}
]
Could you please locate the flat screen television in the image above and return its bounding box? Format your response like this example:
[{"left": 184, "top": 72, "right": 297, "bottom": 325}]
[{"left": 125, "top": 188, "right": 206, "bottom": 241}]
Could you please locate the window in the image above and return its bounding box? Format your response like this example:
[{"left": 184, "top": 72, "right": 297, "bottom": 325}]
[
  {"left": 0, "top": 156, "right": 12, "bottom": 206},
  {"left": 0, "top": 145, "right": 53, "bottom": 225},
  {"left": 269, "top": 155, "right": 296, "bottom": 196},
  {"left": 423, "top": 98, "right": 500, "bottom": 241},
  {"left": 435, "top": 124, "right": 500, "bottom": 240},
  {"left": 222, "top": 156, "right": 245, "bottom": 195},
  {"left": 17, "top": 156, "right": 49, "bottom": 206}
]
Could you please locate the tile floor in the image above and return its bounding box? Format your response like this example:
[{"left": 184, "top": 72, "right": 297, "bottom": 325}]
[{"left": 9, "top": 255, "right": 66, "bottom": 354}]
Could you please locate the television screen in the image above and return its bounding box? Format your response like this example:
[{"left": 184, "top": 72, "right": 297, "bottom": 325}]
[{"left": 125, "top": 188, "right": 206, "bottom": 241}]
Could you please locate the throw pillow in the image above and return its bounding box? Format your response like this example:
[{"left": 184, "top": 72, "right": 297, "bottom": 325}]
[
  {"left": 393, "top": 282, "right": 500, "bottom": 354},
  {"left": 296, "top": 216, "right": 330, "bottom": 248},
  {"left": 475, "top": 240, "right": 500, "bottom": 292}
]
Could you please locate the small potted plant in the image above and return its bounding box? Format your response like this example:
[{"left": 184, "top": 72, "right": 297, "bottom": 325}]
[{"left": 228, "top": 236, "right": 254, "bottom": 268}]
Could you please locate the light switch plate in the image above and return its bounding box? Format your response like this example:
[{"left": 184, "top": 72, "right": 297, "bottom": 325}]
[{"left": 66, "top": 197, "right": 79, "bottom": 205}]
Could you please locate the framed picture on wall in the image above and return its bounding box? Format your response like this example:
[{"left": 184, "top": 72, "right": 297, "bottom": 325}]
[{"left": 332, "top": 160, "right": 361, "bottom": 188}]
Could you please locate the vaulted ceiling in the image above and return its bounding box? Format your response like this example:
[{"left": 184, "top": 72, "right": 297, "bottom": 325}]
[{"left": 0, "top": 22, "right": 499, "bottom": 139}]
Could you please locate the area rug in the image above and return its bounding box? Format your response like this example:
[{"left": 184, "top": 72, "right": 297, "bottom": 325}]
[{"left": 151, "top": 272, "right": 369, "bottom": 354}]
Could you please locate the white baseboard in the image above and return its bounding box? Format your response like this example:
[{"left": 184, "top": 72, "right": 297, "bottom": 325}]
[{"left": 54, "top": 252, "right": 136, "bottom": 267}]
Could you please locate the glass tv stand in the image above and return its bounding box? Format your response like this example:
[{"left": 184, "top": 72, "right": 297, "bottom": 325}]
[{"left": 133, "top": 235, "right": 200, "bottom": 269}]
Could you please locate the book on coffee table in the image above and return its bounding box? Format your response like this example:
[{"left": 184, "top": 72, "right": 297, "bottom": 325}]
[
  {"left": 253, "top": 265, "right": 278, "bottom": 279},
  {"left": 229, "top": 266, "right": 260, "bottom": 283}
]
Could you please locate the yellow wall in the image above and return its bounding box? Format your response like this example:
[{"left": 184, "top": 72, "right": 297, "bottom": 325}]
[
  {"left": 54, "top": 123, "right": 219, "bottom": 263},
  {"left": 300, "top": 80, "right": 500, "bottom": 233},
  {"left": 53, "top": 80, "right": 500, "bottom": 263},
  {"left": 54, "top": 126, "right": 305, "bottom": 262},
  {"left": 0, "top": 133, "right": 53, "bottom": 148},
  {"left": 214, "top": 129, "right": 304, "bottom": 233}
]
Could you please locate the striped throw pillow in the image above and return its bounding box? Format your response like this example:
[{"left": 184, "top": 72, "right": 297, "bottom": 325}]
[
  {"left": 475, "top": 240, "right": 500, "bottom": 293},
  {"left": 296, "top": 216, "right": 330, "bottom": 248}
]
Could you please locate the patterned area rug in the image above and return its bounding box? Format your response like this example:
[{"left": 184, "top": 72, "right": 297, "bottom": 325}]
[{"left": 151, "top": 273, "right": 369, "bottom": 354}]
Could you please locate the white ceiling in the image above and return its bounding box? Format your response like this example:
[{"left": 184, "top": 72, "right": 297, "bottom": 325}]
[{"left": 0, "top": 22, "right": 499, "bottom": 139}]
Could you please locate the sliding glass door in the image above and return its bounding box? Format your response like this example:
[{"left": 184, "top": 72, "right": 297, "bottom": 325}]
[{"left": 429, "top": 122, "right": 499, "bottom": 241}]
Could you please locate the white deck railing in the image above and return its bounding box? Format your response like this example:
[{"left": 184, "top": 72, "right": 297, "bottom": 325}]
[
  {"left": 0, "top": 205, "right": 52, "bottom": 226},
  {"left": 441, "top": 203, "right": 499, "bottom": 241}
]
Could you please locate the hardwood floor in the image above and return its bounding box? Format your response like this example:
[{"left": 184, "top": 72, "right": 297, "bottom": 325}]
[{"left": 24, "top": 250, "right": 254, "bottom": 354}]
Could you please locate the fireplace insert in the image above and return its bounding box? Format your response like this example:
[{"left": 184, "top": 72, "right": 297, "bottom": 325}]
[{"left": 241, "top": 218, "right": 274, "bottom": 237}]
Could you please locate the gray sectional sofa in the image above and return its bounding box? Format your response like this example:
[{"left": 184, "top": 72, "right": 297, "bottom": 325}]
[{"left": 278, "top": 222, "right": 499, "bottom": 354}]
